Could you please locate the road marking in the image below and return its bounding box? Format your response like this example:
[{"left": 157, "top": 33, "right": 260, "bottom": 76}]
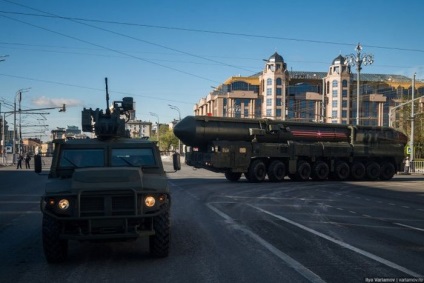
[
  {"left": 0, "top": 211, "right": 41, "bottom": 214},
  {"left": 0, "top": 201, "right": 39, "bottom": 204},
  {"left": 393, "top": 223, "right": 424, "bottom": 232},
  {"left": 248, "top": 204, "right": 423, "bottom": 278},
  {"left": 206, "top": 203, "right": 326, "bottom": 283}
]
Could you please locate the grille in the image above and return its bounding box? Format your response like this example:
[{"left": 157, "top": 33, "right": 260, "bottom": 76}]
[{"left": 79, "top": 191, "right": 136, "bottom": 217}]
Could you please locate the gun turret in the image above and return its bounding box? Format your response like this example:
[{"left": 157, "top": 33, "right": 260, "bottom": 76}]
[{"left": 81, "top": 78, "right": 134, "bottom": 139}]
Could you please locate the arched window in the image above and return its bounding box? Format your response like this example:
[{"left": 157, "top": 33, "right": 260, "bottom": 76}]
[
  {"left": 276, "top": 78, "right": 282, "bottom": 85},
  {"left": 267, "top": 78, "right": 272, "bottom": 86},
  {"left": 342, "top": 80, "right": 348, "bottom": 87}
]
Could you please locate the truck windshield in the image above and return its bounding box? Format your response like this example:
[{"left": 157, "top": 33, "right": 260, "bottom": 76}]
[
  {"left": 111, "top": 148, "right": 156, "bottom": 167},
  {"left": 59, "top": 149, "right": 105, "bottom": 168}
]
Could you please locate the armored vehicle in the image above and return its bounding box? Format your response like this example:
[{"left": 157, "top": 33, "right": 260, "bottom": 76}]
[
  {"left": 37, "top": 79, "right": 180, "bottom": 263},
  {"left": 174, "top": 115, "right": 407, "bottom": 182}
]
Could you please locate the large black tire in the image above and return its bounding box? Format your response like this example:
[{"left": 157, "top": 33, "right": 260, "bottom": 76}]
[
  {"left": 333, "top": 161, "right": 350, "bottom": 180},
  {"left": 295, "top": 160, "right": 311, "bottom": 181},
  {"left": 350, "top": 161, "right": 366, "bottom": 181},
  {"left": 379, "top": 162, "right": 395, "bottom": 180},
  {"left": 366, "top": 161, "right": 380, "bottom": 181},
  {"left": 225, "top": 172, "right": 242, "bottom": 182},
  {"left": 267, "top": 160, "right": 285, "bottom": 182},
  {"left": 311, "top": 161, "right": 329, "bottom": 181},
  {"left": 42, "top": 214, "right": 68, "bottom": 263},
  {"left": 149, "top": 207, "right": 170, "bottom": 258},
  {"left": 247, "top": 160, "right": 266, "bottom": 183}
]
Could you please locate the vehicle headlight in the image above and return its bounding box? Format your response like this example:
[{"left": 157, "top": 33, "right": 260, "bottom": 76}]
[
  {"left": 144, "top": 196, "right": 156, "bottom": 207},
  {"left": 58, "top": 199, "right": 70, "bottom": 210}
]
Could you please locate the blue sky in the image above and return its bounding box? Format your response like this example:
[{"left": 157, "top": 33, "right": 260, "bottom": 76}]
[{"left": 1, "top": 0, "right": 423, "bottom": 140}]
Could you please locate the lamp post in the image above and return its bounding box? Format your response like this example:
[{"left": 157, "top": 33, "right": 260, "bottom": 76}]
[
  {"left": 168, "top": 104, "right": 181, "bottom": 153},
  {"left": 149, "top": 112, "right": 160, "bottom": 146},
  {"left": 14, "top": 88, "right": 31, "bottom": 159},
  {"left": 345, "top": 43, "right": 374, "bottom": 125},
  {"left": 410, "top": 73, "right": 416, "bottom": 162}
]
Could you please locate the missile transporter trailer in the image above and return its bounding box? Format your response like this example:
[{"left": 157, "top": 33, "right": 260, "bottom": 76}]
[
  {"left": 36, "top": 80, "right": 180, "bottom": 263},
  {"left": 173, "top": 116, "right": 408, "bottom": 183}
]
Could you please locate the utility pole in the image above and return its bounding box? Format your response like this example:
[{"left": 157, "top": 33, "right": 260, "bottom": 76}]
[
  {"left": 168, "top": 104, "right": 181, "bottom": 153},
  {"left": 345, "top": 43, "right": 374, "bottom": 125},
  {"left": 410, "top": 73, "right": 416, "bottom": 162}
]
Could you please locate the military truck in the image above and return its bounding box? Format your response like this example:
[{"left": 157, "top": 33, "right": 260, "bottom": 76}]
[
  {"left": 173, "top": 115, "right": 408, "bottom": 182},
  {"left": 37, "top": 79, "right": 180, "bottom": 263}
]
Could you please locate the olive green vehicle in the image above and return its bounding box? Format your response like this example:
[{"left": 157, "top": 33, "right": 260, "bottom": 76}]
[{"left": 36, "top": 79, "right": 180, "bottom": 263}]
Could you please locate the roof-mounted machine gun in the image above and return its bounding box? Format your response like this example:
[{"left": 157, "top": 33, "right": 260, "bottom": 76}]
[{"left": 81, "top": 78, "right": 134, "bottom": 139}]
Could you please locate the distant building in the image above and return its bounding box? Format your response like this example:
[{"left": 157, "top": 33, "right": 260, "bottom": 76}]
[{"left": 194, "top": 52, "right": 424, "bottom": 127}]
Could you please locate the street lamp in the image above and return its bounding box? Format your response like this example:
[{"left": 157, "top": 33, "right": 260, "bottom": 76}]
[
  {"left": 14, "top": 87, "right": 31, "bottom": 158},
  {"left": 168, "top": 104, "right": 181, "bottom": 153},
  {"left": 345, "top": 43, "right": 374, "bottom": 125},
  {"left": 149, "top": 112, "right": 160, "bottom": 145}
]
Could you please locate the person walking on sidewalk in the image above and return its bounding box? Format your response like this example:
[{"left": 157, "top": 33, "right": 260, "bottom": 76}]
[
  {"left": 25, "top": 154, "right": 31, "bottom": 169},
  {"left": 403, "top": 156, "right": 410, "bottom": 174},
  {"left": 16, "top": 154, "right": 23, "bottom": 169}
]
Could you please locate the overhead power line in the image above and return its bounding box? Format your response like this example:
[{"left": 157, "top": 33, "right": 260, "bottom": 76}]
[{"left": 1, "top": 9, "right": 424, "bottom": 53}]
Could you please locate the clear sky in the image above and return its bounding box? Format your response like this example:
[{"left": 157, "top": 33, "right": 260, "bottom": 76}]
[{"left": 1, "top": 0, "right": 423, "bottom": 140}]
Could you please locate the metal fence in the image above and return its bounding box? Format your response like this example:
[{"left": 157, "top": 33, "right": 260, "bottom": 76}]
[{"left": 411, "top": 160, "right": 424, "bottom": 173}]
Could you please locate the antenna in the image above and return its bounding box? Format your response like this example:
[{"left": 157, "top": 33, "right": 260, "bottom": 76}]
[{"left": 105, "top": 77, "right": 110, "bottom": 115}]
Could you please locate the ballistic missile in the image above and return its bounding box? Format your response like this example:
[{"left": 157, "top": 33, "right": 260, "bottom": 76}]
[{"left": 173, "top": 115, "right": 352, "bottom": 147}]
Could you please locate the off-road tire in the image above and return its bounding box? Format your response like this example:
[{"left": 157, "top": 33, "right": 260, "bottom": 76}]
[
  {"left": 149, "top": 207, "right": 170, "bottom": 258},
  {"left": 380, "top": 162, "right": 395, "bottom": 180},
  {"left": 295, "top": 160, "right": 311, "bottom": 181},
  {"left": 247, "top": 160, "right": 266, "bottom": 183},
  {"left": 267, "top": 160, "right": 285, "bottom": 182},
  {"left": 42, "top": 214, "right": 68, "bottom": 263},
  {"left": 350, "top": 161, "right": 366, "bottom": 180},
  {"left": 225, "top": 172, "right": 242, "bottom": 182},
  {"left": 311, "top": 161, "right": 329, "bottom": 181}
]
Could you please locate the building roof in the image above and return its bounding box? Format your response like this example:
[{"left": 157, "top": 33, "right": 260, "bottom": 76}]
[{"left": 268, "top": 52, "right": 284, "bottom": 63}]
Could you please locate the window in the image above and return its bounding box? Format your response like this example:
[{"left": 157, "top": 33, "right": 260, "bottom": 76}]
[
  {"left": 266, "top": 99, "right": 272, "bottom": 106},
  {"left": 276, "top": 78, "right": 282, "bottom": 85},
  {"left": 267, "top": 88, "right": 272, "bottom": 96},
  {"left": 276, "top": 109, "right": 282, "bottom": 117},
  {"left": 266, "top": 109, "right": 272, "bottom": 116},
  {"left": 332, "top": 80, "right": 338, "bottom": 87},
  {"left": 276, "top": 88, "right": 282, "bottom": 95},
  {"left": 342, "top": 90, "right": 347, "bottom": 97},
  {"left": 342, "top": 110, "right": 347, "bottom": 118},
  {"left": 342, "top": 100, "right": 347, "bottom": 108},
  {"left": 267, "top": 78, "right": 272, "bottom": 85},
  {"left": 332, "top": 110, "right": 338, "bottom": 118},
  {"left": 342, "top": 80, "right": 348, "bottom": 87},
  {"left": 332, "top": 90, "right": 338, "bottom": 97},
  {"left": 332, "top": 100, "right": 338, "bottom": 107},
  {"left": 276, "top": 98, "right": 282, "bottom": 106},
  {"left": 59, "top": 149, "right": 104, "bottom": 168},
  {"left": 111, "top": 148, "right": 156, "bottom": 167}
]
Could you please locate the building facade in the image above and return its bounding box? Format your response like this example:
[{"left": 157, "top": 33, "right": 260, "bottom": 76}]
[{"left": 194, "top": 52, "right": 424, "bottom": 127}]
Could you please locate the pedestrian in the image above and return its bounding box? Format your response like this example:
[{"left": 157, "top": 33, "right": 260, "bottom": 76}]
[
  {"left": 403, "top": 156, "right": 410, "bottom": 174},
  {"left": 16, "top": 154, "right": 23, "bottom": 169},
  {"left": 25, "top": 154, "right": 31, "bottom": 169}
]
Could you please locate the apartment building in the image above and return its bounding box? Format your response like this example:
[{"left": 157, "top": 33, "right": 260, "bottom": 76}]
[{"left": 194, "top": 52, "right": 424, "bottom": 127}]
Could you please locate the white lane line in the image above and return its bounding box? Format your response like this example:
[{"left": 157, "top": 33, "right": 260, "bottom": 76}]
[
  {"left": 248, "top": 204, "right": 423, "bottom": 278},
  {"left": 206, "top": 203, "right": 326, "bottom": 283},
  {"left": 393, "top": 223, "right": 424, "bottom": 232},
  {"left": 0, "top": 201, "right": 39, "bottom": 204},
  {"left": 0, "top": 211, "right": 41, "bottom": 214}
]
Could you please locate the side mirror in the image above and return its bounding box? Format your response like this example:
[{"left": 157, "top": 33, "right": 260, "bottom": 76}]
[
  {"left": 172, "top": 153, "right": 181, "bottom": 171},
  {"left": 34, "top": 154, "right": 42, "bottom": 173}
]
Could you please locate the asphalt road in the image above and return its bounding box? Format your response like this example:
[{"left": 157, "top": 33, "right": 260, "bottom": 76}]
[{"left": 0, "top": 164, "right": 423, "bottom": 283}]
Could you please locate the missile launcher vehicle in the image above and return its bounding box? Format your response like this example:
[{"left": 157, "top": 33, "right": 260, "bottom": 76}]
[
  {"left": 174, "top": 115, "right": 407, "bottom": 182},
  {"left": 36, "top": 79, "right": 180, "bottom": 263}
]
